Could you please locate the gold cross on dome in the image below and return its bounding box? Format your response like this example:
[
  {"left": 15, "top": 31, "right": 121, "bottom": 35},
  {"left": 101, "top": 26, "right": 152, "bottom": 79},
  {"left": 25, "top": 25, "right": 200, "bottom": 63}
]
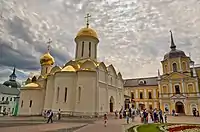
[
  {"left": 84, "top": 13, "right": 91, "bottom": 28},
  {"left": 47, "top": 38, "right": 52, "bottom": 52}
]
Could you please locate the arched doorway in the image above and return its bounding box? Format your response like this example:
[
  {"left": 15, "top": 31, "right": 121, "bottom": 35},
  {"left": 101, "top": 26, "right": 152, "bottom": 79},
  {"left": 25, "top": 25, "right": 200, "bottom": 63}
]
[
  {"left": 110, "top": 96, "right": 114, "bottom": 112},
  {"left": 175, "top": 101, "right": 185, "bottom": 114}
]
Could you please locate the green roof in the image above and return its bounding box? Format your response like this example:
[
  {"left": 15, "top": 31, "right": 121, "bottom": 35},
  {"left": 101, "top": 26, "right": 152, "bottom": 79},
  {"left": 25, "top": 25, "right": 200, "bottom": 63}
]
[{"left": 0, "top": 84, "right": 20, "bottom": 95}]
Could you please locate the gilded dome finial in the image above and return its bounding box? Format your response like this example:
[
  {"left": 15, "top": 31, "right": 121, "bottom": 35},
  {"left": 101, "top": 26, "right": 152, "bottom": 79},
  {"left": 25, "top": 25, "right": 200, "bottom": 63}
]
[
  {"left": 84, "top": 13, "right": 91, "bottom": 28},
  {"left": 47, "top": 38, "right": 52, "bottom": 52}
]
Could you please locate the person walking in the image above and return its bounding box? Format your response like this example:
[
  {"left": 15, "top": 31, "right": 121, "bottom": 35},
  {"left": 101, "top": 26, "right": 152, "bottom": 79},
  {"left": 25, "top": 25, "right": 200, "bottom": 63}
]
[
  {"left": 57, "top": 109, "right": 61, "bottom": 120},
  {"left": 164, "top": 112, "right": 167, "bottom": 123},
  {"left": 104, "top": 113, "right": 108, "bottom": 127},
  {"left": 47, "top": 110, "right": 54, "bottom": 123}
]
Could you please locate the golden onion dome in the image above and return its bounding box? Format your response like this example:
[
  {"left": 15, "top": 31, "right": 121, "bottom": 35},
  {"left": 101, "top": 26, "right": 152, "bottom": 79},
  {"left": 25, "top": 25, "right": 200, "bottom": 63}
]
[
  {"left": 62, "top": 65, "right": 76, "bottom": 72},
  {"left": 40, "top": 52, "right": 55, "bottom": 66},
  {"left": 75, "top": 27, "right": 98, "bottom": 40},
  {"left": 24, "top": 82, "right": 40, "bottom": 88}
]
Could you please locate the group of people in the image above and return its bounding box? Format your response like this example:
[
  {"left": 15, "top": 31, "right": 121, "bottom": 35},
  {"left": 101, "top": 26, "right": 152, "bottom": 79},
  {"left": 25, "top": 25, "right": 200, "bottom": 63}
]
[
  {"left": 42, "top": 109, "right": 61, "bottom": 123},
  {"left": 140, "top": 109, "right": 167, "bottom": 124},
  {"left": 192, "top": 108, "right": 200, "bottom": 117}
]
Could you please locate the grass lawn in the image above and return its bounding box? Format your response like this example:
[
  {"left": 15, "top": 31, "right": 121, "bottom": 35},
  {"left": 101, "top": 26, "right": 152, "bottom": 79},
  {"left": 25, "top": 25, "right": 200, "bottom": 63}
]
[{"left": 137, "top": 124, "right": 162, "bottom": 132}]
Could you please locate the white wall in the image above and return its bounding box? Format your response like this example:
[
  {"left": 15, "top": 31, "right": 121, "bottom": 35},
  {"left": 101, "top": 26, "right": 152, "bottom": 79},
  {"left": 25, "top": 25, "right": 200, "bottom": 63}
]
[
  {"left": 19, "top": 89, "right": 45, "bottom": 115},
  {"left": 75, "top": 71, "right": 97, "bottom": 115}
]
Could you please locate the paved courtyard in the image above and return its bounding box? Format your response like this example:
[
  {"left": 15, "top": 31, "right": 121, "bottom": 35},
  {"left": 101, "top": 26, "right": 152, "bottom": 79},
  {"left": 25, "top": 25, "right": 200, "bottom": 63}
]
[{"left": 0, "top": 115, "right": 200, "bottom": 132}]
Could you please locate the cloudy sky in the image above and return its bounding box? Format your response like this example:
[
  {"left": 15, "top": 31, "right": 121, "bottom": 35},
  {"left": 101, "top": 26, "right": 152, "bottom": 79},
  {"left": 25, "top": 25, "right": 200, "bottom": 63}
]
[{"left": 0, "top": 0, "right": 200, "bottom": 83}]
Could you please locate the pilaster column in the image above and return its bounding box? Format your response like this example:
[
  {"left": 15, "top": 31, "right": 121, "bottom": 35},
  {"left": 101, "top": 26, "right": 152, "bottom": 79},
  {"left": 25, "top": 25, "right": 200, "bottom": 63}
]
[
  {"left": 136, "top": 102, "right": 139, "bottom": 108},
  {"left": 169, "top": 80, "right": 173, "bottom": 96},
  {"left": 158, "top": 81, "right": 161, "bottom": 98},
  {"left": 135, "top": 90, "right": 138, "bottom": 98},
  {"left": 179, "top": 58, "right": 182, "bottom": 72},
  {"left": 195, "top": 78, "right": 200, "bottom": 96},
  {"left": 144, "top": 89, "right": 147, "bottom": 99},
  {"left": 153, "top": 89, "right": 156, "bottom": 99},
  {"left": 154, "top": 102, "right": 157, "bottom": 109},
  {"left": 145, "top": 102, "right": 148, "bottom": 109},
  {"left": 181, "top": 79, "right": 185, "bottom": 94}
]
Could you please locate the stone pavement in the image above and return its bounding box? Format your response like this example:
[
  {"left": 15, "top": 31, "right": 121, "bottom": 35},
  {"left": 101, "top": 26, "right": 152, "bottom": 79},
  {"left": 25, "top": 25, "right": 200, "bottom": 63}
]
[
  {"left": 74, "top": 116, "right": 142, "bottom": 132},
  {"left": 167, "top": 115, "right": 200, "bottom": 124},
  {"left": 0, "top": 122, "right": 87, "bottom": 132}
]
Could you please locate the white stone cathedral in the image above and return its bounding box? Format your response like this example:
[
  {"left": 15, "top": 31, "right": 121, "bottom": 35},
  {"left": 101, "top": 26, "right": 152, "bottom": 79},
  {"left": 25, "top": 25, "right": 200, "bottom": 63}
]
[{"left": 18, "top": 15, "right": 124, "bottom": 116}]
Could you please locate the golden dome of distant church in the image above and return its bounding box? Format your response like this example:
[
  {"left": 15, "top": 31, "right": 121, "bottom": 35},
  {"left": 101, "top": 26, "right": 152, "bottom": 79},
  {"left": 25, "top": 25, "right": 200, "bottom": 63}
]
[
  {"left": 40, "top": 39, "right": 55, "bottom": 66},
  {"left": 40, "top": 52, "right": 55, "bottom": 66}
]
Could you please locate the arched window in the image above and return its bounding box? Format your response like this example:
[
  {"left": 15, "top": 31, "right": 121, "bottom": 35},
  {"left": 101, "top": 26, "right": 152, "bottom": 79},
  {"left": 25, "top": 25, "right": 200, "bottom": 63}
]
[
  {"left": 182, "top": 62, "right": 187, "bottom": 71},
  {"left": 148, "top": 92, "right": 152, "bottom": 99},
  {"left": 162, "top": 86, "right": 167, "bottom": 93},
  {"left": 172, "top": 63, "right": 177, "bottom": 72},
  {"left": 140, "top": 92, "right": 143, "bottom": 99},
  {"left": 188, "top": 84, "right": 193, "bottom": 93},
  {"left": 164, "top": 65, "right": 168, "bottom": 73},
  {"left": 2, "top": 97, "right": 4, "bottom": 101},
  {"left": 175, "top": 85, "right": 180, "bottom": 94}
]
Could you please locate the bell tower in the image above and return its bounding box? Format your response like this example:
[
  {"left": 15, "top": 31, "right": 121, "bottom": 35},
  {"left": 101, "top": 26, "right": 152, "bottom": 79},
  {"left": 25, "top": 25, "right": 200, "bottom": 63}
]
[{"left": 74, "top": 13, "right": 99, "bottom": 61}]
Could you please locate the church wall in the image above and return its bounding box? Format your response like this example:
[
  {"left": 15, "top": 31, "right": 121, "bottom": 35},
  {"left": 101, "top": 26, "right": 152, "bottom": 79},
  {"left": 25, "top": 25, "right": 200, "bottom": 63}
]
[
  {"left": 107, "top": 85, "right": 121, "bottom": 111},
  {"left": 52, "top": 72, "right": 77, "bottom": 112},
  {"left": 74, "top": 71, "right": 97, "bottom": 115},
  {"left": 99, "top": 82, "right": 108, "bottom": 114},
  {"left": 99, "top": 70, "right": 106, "bottom": 83},
  {"left": 19, "top": 89, "right": 45, "bottom": 115},
  {"left": 44, "top": 75, "right": 55, "bottom": 110}
]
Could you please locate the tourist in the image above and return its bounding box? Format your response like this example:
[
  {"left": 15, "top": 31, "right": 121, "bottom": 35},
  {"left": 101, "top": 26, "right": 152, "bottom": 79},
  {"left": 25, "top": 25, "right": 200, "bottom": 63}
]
[
  {"left": 193, "top": 108, "right": 196, "bottom": 117},
  {"left": 153, "top": 110, "right": 158, "bottom": 123},
  {"left": 196, "top": 111, "right": 199, "bottom": 117},
  {"left": 43, "top": 110, "right": 47, "bottom": 118},
  {"left": 164, "top": 112, "right": 167, "bottom": 123},
  {"left": 159, "top": 109, "right": 164, "bottom": 123},
  {"left": 115, "top": 110, "right": 118, "bottom": 119},
  {"left": 143, "top": 109, "right": 148, "bottom": 124},
  {"left": 172, "top": 109, "right": 175, "bottom": 116},
  {"left": 104, "top": 113, "right": 108, "bottom": 127},
  {"left": 47, "top": 110, "right": 54, "bottom": 123},
  {"left": 57, "top": 109, "right": 61, "bottom": 120}
]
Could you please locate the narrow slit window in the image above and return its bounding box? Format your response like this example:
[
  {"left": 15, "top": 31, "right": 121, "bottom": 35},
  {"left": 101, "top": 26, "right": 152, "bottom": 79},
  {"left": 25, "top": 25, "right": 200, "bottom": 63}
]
[
  {"left": 29, "top": 100, "right": 32, "bottom": 108},
  {"left": 89, "top": 42, "right": 91, "bottom": 57},
  {"left": 64, "top": 87, "right": 67, "bottom": 102},
  {"left": 82, "top": 42, "right": 84, "bottom": 57}
]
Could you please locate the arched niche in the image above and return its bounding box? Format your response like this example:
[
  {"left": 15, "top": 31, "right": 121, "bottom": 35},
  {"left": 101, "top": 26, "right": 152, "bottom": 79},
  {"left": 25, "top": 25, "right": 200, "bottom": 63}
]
[
  {"left": 50, "top": 66, "right": 61, "bottom": 74},
  {"left": 98, "top": 62, "right": 107, "bottom": 72},
  {"left": 64, "top": 60, "right": 80, "bottom": 70},
  {"left": 107, "top": 64, "right": 117, "bottom": 77},
  {"left": 80, "top": 60, "right": 97, "bottom": 70}
]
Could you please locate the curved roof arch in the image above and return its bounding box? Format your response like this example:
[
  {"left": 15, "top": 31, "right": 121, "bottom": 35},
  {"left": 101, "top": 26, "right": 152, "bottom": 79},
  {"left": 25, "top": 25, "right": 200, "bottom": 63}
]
[{"left": 107, "top": 64, "right": 117, "bottom": 77}]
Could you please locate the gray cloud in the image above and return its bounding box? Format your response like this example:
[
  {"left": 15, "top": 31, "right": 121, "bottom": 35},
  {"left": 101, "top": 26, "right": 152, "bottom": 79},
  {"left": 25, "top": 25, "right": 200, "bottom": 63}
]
[{"left": 0, "top": 0, "right": 200, "bottom": 82}]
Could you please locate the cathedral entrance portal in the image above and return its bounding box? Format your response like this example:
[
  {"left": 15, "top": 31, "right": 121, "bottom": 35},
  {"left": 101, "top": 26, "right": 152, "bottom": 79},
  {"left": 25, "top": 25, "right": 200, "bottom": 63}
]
[
  {"left": 175, "top": 101, "right": 185, "bottom": 114},
  {"left": 110, "top": 96, "right": 114, "bottom": 112}
]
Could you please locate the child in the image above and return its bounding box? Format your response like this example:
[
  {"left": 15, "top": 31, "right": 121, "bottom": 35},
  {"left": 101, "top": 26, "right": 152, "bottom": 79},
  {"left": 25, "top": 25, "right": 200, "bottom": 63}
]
[{"left": 104, "top": 114, "right": 108, "bottom": 127}]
